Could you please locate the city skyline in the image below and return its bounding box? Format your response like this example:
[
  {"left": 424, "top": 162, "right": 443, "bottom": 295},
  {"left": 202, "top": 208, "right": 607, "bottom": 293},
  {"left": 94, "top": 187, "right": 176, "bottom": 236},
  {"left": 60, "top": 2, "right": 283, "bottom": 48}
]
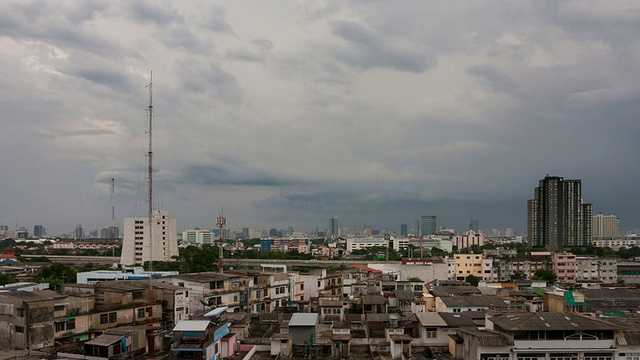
[{"left": 2, "top": 2, "right": 640, "bottom": 234}]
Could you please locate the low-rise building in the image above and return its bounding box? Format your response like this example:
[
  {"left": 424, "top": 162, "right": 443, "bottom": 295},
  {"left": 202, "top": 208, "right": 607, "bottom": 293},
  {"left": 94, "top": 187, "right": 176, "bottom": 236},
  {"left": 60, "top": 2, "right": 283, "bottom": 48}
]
[{"left": 0, "top": 291, "right": 55, "bottom": 350}]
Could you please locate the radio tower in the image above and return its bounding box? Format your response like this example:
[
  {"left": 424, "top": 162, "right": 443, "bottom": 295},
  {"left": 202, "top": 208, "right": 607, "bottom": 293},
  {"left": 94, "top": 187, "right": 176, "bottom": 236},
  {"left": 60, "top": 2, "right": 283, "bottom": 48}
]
[
  {"left": 146, "top": 71, "right": 155, "bottom": 356},
  {"left": 110, "top": 177, "right": 115, "bottom": 223},
  {"left": 217, "top": 208, "right": 226, "bottom": 273}
]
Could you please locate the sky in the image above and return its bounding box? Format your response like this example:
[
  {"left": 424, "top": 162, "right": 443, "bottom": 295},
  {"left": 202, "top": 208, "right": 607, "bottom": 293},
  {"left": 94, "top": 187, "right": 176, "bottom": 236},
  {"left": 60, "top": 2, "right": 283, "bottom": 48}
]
[{"left": 2, "top": 1, "right": 640, "bottom": 236}]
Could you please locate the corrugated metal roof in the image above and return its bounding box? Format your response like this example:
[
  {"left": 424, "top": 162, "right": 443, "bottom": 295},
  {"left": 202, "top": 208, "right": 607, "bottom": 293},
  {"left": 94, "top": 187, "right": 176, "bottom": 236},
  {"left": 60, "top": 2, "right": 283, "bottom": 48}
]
[
  {"left": 394, "top": 290, "right": 415, "bottom": 301},
  {"left": 431, "top": 286, "right": 481, "bottom": 297},
  {"left": 85, "top": 334, "right": 124, "bottom": 346},
  {"left": 289, "top": 313, "right": 318, "bottom": 327},
  {"left": 173, "top": 320, "right": 211, "bottom": 332},
  {"left": 439, "top": 312, "right": 478, "bottom": 327},
  {"left": 366, "top": 313, "right": 390, "bottom": 322},
  {"left": 415, "top": 312, "right": 447, "bottom": 327},
  {"left": 616, "top": 332, "right": 640, "bottom": 346},
  {"left": 204, "top": 306, "right": 228, "bottom": 318},
  {"left": 439, "top": 295, "right": 508, "bottom": 308},
  {"left": 362, "top": 295, "right": 387, "bottom": 305},
  {"left": 490, "top": 312, "right": 621, "bottom": 331},
  {"left": 457, "top": 329, "right": 513, "bottom": 346}
]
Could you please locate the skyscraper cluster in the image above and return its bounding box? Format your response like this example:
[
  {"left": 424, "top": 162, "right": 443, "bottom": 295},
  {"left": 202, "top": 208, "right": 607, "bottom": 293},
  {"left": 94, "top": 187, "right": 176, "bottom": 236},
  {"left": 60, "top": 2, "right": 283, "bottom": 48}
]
[{"left": 528, "top": 176, "right": 592, "bottom": 250}]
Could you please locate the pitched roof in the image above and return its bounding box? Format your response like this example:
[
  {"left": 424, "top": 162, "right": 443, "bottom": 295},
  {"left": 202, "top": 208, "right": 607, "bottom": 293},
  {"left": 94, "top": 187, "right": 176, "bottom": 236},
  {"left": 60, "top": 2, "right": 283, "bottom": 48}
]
[
  {"left": 351, "top": 264, "right": 382, "bottom": 274},
  {"left": 289, "top": 313, "right": 318, "bottom": 327},
  {"left": 362, "top": 294, "right": 387, "bottom": 305},
  {"left": 457, "top": 329, "right": 513, "bottom": 346},
  {"left": 431, "top": 286, "right": 481, "bottom": 297},
  {"left": 489, "top": 312, "right": 621, "bottom": 332},
  {"left": 439, "top": 312, "right": 478, "bottom": 327},
  {"left": 173, "top": 320, "right": 211, "bottom": 332},
  {"left": 439, "top": 295, "right": 508, "bottom": 308},
  {"left": 394, "top": 290, "right": 415, "bottom": 301},
  {"left": 415, "top": 312, "right": 447, "bottom": 327}
]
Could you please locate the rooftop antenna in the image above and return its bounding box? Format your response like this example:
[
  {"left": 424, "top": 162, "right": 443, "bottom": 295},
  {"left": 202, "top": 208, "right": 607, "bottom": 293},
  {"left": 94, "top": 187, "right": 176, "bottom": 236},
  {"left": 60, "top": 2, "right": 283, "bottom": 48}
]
[
  {"left": 217, "top": 207, "right": 227, "bottom": 273},
  {"left": 145, "top": 71, "right": 155, "bottom": 356}
]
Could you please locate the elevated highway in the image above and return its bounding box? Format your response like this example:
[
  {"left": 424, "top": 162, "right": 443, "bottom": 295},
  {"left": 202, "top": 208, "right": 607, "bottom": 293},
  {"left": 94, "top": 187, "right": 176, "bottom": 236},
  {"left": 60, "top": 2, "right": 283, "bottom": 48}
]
[{"left": 22, "top": 254, "right": 402, "bottom": 269}]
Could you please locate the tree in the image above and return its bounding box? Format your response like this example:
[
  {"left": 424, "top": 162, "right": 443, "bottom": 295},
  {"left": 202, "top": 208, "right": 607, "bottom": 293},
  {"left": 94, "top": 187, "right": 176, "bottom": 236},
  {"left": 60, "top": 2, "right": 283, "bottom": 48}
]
[
  {"left": 0, "top": 274, "right": 16, "bottom": 285},
  {"left": 510, "top": 271, "right": 527, "bottom": 280},
  {"left": 531, "top": 269, "right": 556, "bottom": 283},
  {"left": 465, "top": 274, "right": 480, "bottom": 286},
  {"left": 34, "top": 263, "right": 77, "bottom": 291}
]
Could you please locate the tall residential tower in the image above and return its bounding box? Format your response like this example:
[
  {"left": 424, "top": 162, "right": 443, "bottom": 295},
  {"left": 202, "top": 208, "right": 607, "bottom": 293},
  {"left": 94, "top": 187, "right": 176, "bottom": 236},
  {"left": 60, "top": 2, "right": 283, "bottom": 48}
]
[{"left": 527, "top": 176, "right": 592, "bottom": 250}]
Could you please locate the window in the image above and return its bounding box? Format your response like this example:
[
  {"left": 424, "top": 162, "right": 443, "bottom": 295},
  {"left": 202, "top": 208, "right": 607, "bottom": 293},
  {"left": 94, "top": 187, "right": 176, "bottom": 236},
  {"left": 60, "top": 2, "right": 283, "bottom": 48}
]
[
  {"left": 56, "top": 321, "right": 66, "bottom": 332},
  {"left": 16, "top": 309, "right": 24, "bottom": 317},
  {"left": 425, "top": 327, "right": 437, "bottom": 338},
  {"left": 138, "top": 308, "right": 145, "bottom": 318},
  {"left": 109, "top": 312, "right": 117, "bottom": 323},
  {"left": 16, "top": 326, "right": 24, "bottom": 333},
  {"left": 100, "top": 313, "right": 109, "bottom": 324},
  {"left": 300, "top": 283, "right": 304, "bottom": 290}
]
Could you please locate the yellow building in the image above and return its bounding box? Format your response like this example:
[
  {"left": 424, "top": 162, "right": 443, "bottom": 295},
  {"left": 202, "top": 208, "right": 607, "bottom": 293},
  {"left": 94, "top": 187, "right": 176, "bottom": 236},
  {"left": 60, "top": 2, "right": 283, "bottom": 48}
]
[{"left": 453, "top": 254, "right": 483, "bottom": 282}]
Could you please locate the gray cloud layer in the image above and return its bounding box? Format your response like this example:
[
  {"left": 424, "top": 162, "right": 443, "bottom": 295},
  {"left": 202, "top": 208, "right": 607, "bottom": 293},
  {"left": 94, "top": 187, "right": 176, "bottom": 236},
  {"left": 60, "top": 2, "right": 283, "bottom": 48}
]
[{"left": 1, "top": 1, "right": 640, "bottom": 234}]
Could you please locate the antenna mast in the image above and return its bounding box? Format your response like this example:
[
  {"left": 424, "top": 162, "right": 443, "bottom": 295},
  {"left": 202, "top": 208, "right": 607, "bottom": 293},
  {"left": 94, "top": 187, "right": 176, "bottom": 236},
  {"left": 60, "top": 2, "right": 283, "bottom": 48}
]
[
  {"left": 110, "top": 177, "right": 115, "bottom": 223},
  {"left": 217, "top": 207, "right": 226, "bottom": 273},
  {"left": 146, "top": 71, "right": 155, "bottom": 356}
]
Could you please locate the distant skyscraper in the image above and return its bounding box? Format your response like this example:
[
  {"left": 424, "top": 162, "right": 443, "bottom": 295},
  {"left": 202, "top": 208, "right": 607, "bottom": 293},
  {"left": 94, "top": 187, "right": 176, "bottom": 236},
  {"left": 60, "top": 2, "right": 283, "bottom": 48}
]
[
  {"left": 420, "top": 216, "right": 437, "bottom": 237},
  {"left": 74, "top": 224, "right": 84, "bottom": 239},
  {"left": 33, "top": 225, "right": 46, "bottom": 238},
  {"left": 242, "top": 227, "right": 250, "bottom": 239},
  {"left": 120, "top": 210, "right": 179, "bottom": 265},
  {"left": 400, "top": 224, "right": 408, "bottom": 237},
  {"left": 469, "top": 219, "right": 479, "bottom": 233},
  {"left": 592, "top": 214, "right": 620, "bottom": 238},
  {"left": 330, "top": 217, "right": 339, "bottom": 239},
  {"left": 414, "top": 220, "right": 420, "bottom": 236},
  {"left": 528, "top": 175, "right": 593, "bottom": 250}
]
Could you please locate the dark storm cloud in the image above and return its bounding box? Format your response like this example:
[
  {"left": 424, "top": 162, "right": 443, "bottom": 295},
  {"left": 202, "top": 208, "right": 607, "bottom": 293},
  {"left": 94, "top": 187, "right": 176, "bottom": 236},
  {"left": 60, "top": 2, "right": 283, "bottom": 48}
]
[
  {"left": 159, "top": 25, "right": 206, "bottom": 52},
  {"left": 176, "top": 158, "right": 307, "bottom": 187},
  {"left": 225, "top": 48, "right": 264, "bottom": 63},
  {"left": 0, "top": 2, "right": 134, "bottom": 58},
  {"left": 329, "top": 20, "right": 434, "bottom": 73},
  {"left": 204, "top": 7, "right": 234, "bottom": 34},
  {"left": 127, "top": 1, "right": 183, "bottom": 25},
  {"left": 63, "top": 66, "right": 137, "bottom": 94},
  {"left": 468, "top": 65, "right": 517, "bottom": 94},
  {"left": 48, "top": 128, "right": 115, "bottom": 138},
  {"left": 253, "top": 184, "right": 525, "bottom": 231},
  {"left": 177, "top": 62, "right": 242, "bottom": 104}
]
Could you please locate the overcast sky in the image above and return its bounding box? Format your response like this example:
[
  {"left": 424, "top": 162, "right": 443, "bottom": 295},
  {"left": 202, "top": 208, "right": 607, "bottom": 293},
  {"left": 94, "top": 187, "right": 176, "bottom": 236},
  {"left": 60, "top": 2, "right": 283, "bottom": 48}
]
[{"left": 2, "top": 1, "right": 640, "bottom": 235}]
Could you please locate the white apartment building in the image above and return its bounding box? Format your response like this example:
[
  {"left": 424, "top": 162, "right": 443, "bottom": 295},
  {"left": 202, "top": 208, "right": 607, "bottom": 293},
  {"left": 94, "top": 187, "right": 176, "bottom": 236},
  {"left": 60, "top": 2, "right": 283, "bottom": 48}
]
[
  {"left": 591, "top": 236, "right": 640, "bottom": 251},
  {"left": 120, "top": 210, "right": 179, "bottom": 265},
  {"left": 592, "top": 213, "right": 620, "bottom": 237},
  {"left": 346, "top": 237, "right": 387, "bottom": 253},
  {"left": 182, "top": 229, "right": 215, "bottom": 246}
]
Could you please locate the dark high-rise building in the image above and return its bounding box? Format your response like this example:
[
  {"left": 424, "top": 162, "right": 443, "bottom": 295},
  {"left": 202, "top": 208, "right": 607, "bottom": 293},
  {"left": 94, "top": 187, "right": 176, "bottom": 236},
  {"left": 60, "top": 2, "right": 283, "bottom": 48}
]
[
  {"left": 74, "top": 224, "right": 85, "bottom": 239},
  {"left": 33, "top": 225, "right": 46, "bottom": 238},
  {"left": 469, "top": 219, "right": 479, "bottom": 233},
  {"left": 528, "top": 176, "right": 592, "bottom": 250},
  {"left": 400, "top": 224, "right": 408, "bottom": 237},
  {"left": 330, "top": 217, "right": 338, "bottom": 239},
  {"left": 420, "top": 215, "right": 437, "bottom": 237}
]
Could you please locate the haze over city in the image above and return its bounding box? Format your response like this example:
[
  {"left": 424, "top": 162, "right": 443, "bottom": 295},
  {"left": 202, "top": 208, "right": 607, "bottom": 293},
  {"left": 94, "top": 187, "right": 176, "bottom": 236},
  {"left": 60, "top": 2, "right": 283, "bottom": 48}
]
[{"left": 2, "top": 1, "right": 640, "bottom": 235}]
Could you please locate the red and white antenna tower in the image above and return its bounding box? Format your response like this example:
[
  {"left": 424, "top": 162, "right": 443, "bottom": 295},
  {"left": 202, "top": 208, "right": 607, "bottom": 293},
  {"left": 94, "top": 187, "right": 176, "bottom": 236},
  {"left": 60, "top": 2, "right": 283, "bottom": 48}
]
[{"left": 216, "top": 207, "right": 226, "bottom": 273}]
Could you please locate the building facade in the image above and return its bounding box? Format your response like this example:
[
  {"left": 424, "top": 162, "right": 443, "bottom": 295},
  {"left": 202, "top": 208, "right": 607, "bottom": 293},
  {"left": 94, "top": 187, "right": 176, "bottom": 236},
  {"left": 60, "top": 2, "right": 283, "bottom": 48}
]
[
  {"left": 182, "top": 229, "right": 214, "bottom": 246},
  {"left": 120, "top": 210, "right": 179, "bottom": 265},
  {"left": 592, "top": 213, "right": 620, "bottom": 238},
  {"left": 528, "top": 176, "right": 593, "bottom": 250},
  {"left": 420, "top": 216, "right": 437, "bottom": 237}
]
